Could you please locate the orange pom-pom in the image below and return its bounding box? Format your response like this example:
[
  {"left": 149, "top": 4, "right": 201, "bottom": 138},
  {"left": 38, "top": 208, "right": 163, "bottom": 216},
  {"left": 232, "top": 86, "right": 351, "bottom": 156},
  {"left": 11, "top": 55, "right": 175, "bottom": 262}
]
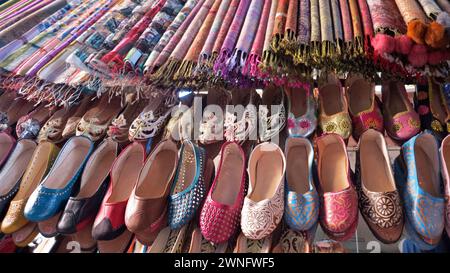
[
  {"left": 425, "top": 22, "right": 448, "bottom": 49},
  {"left": 407, "top": 19, "right": 428, "bottom": 45}
]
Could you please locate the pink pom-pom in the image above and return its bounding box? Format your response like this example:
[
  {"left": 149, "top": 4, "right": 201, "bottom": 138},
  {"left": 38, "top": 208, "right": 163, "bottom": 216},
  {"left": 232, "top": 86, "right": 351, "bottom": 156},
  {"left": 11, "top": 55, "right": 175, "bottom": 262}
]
[
  {"left": 395, "top": 35, "right": 414, "bottom": 55},
  {"left": 371, "top": 34, "right": 395, "bottom": 55},
  {"left": 428, "top": 51, "right": 444, "bottom": 66},
  {"left": 408, "top": 44, "right": 428, "bottom": 67}
]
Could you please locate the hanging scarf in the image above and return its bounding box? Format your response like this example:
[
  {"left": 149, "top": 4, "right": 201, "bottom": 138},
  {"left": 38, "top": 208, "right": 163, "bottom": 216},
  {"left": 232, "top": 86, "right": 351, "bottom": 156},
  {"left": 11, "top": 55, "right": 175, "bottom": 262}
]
[
  {"left": 151, "top": 0, "right": 203, "bottom": 71},
  {"left": 174, "top": 0, "right": 221, "bottom": 81},
  {"left": 213, "top": 0, "right": 250, "bottom": 76},
  {"left": 151, "top": 0, "right": 212, "bottom": 84},
  {"left": 358, "top": 0, "right": 374, "bottom": 38},
  {"left": 281, "top": 0, "right": 298, "bottom": 53},
  {"left": 197, "top": 0, "right": 231, "bottom": 70},
  {"left": 339, "top": 0, "right": 353, "bottom": 45},
  {"left": 270, "top": 0, "right": 289, "bottom": 52},
  {"left": 417, "top": 0, "right": 442, "bottom": 19},
  {"left": 143, "top": 0, "right": 199, "bottom": 74},
  {"left": 124, "top": 0, "right": 185, "bottom": 71},
  {"left": 210, "top": 0, "right": 239, "bottom": 65},
  {"left": 330, "top": 0, "right": 343, "bottom": 55},
  {"left": 394, "top": 0, "right": 429, "bottom": 23},
  {"left": 310, "top": 0, "right": 321, "bottom": 57},
  {"left": 319, "top": 0, "right": 335, "bottom": 58},
  {"left": 366, "top": 0, "right": 407, "bottom": 34},
  {"left": 242, "top": 0, "right": 271, "bottom": 78},
  {"left": 261, "top": 0, "right": 277, "bottom": 71},
  {"left": 349, "top": 0, "right": 364, "bottom": 55},
  {"left": 293, "top": 0, "right": 310, "bottom": 63},
  {"left": 225, "top": 0, "right": 264, "bottom": 76}
]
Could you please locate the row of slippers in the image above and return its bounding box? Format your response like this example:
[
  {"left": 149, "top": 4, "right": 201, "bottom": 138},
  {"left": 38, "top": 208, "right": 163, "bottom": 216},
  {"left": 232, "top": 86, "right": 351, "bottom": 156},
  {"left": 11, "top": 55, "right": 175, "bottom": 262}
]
[
  {"left": 1, "top": 74, "right": 449, "bottom": 149},
  {"left": 0, "top": 126, "right": 449, "bottom": 251}
]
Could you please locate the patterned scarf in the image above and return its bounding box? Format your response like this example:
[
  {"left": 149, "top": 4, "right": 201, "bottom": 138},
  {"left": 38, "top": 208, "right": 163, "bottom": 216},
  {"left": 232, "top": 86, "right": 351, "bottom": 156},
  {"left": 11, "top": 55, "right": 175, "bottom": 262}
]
[
  {"left": 270, "top": 0, "right": 289, "bottom": 52},
  {"left": 198, "top": 0, "right": 231, "bottom": 69},
  {"left": 417, "top": 0, "right": 442, "bottom": 19},
  {"left": 330, "top": 0, "right": 343, "bottom": 51},
  {"left": 394, "top": 0, "right": 429, "bottom": 23},
  {"left": 151, "top": 0, "right": 203, "bottom": 71},
  {"left": 366, "top": 0, "right": 406, "bottom": 34},
  {"left": 339, "top": 0, "right": 353, "bottom": 43},
  {"left": 124, "top": 0, "right": 185, "bottom": 71},
  {"left": 436, "top": 0, "right": 450, "bottom": 13},
  {"left": 143, "top": 0, "right": 198, "bottom": 73},
  {"left": 0, "top": 2, "right": 73, "bottom": 62},
  {"left": 261, "top": 0, "right": 277, "bottom": 71},
  {"left": 281, "top": 0, "right": 298, "bottom": 53},
  {"left": 242, "top": 0, "right": 271, "bottom": 78},
  {"left": 174, "top": 0, "right": 221, "bottom": 81},
  {"left": 151, "top": 0, "right": 212, "bottom": 84},
  {"left": 349, "top": 0, "right": 364, "bottom": 55},
  {"left": 318, "top": 0, "right": 334, "bottom": 57},
  {"left": 0, "top": 0, "right": 55, "bottom": 31},
  {"left": 213, "top": 0, "right": 250, "bottom": 76},
  {"left": 226, "top": 0, "right": 264, "bottom": 76}
]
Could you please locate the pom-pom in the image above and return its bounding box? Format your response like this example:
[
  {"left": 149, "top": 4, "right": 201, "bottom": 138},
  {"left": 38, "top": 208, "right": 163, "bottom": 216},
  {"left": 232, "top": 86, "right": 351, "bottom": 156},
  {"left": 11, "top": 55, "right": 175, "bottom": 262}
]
[
  {"left": 428, "top": 50, "right": 444, "bottom": 66},
  {"left": 407, "top": 19, "right": 428, "bottom": 45},
  {"left": 425, "top": 22, "right": 448, "bottom": 49},
  {"left": 371, "top": 34, "right": 395, "bottom": 55},
  {"left": 395, "top": 35, "right": 414, "bottom": 55},
  {"left": 408, "top": 44, "right": 428, "bottom": 67}
]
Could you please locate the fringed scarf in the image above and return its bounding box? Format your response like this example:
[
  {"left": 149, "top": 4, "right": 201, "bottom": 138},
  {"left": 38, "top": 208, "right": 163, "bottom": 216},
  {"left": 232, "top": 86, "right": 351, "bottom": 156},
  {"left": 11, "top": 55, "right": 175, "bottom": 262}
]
[
  {"left": 366, "top": 0, "right": 407, "bottom": 34},
  {"left": 310, "top": 0, "right": 321, "bottom": 57},
  {"left": 417, "top": 0, "right": 442, "bottom": 19},
  {"left": 225, "top": 0, "right": 264, "bottom": 77},
  {"left": 213, "top": 0, "right": 250, "bottom": 77},
  {"left": 318, "top": 0, "right": 335, "bottom": 59},
  {"left": 151, "top": 0, "right": 212, "bottom": 84},
  {"left": 293, "top": 0, "right": 310, "bottom": 64},
  {"left": 210, "top": 0, "right": 239, "bottom": 66},
  {"left": 174, "top": 0, "right": 221, "bottom": 81},
  {"left": 242, "top": 0, "right": 271, "bottom": 78},
  {"left": 197, "top": 0, "right": 231, "bottom": 71},
  {"left": 143, "top": 0, "right": 199, "bottom": 74},
  {"left": 330, "top": 0, "right": 343, "bottom": 56},
  {"left": 348, "top": 0, "right": 364, "bottom": 55},
  {"left": 261, "top": 0, "right": 277, "bottom": 71},
  {"left": 270, "top": 0, "right": 289, "bottom": 52},
  {"left": 394, "top": 0, "right": 429, "bottom": 23},
  {"left": 280, "top": 0, "right": 298, "bottom": 54},
  {"left": 358, "top": 0, "right": 374, "bottom": 50}
]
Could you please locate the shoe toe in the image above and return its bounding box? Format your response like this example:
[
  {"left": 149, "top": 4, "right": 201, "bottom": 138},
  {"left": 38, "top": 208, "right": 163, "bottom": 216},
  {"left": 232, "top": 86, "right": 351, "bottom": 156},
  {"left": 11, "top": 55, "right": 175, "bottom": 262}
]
[{"left": 57, "top": 211, "right": 77, "bottom": 234}]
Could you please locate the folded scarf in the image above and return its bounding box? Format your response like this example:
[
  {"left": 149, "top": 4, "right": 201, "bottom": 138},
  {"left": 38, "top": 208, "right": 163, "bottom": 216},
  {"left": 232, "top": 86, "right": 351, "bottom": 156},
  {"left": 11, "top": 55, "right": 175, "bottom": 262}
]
[
  {"left": 395, "top": 0, "right": 429, "bottom": 23},
  {"left": 358, "top": 0, "right": 374, "bottom": 38},
  {"left": 225, "top": 0, "right": 264, "bottom": 76},
  {"left": 291, "top": 0, "right": 310, "bottom": 63},
  {"left": 367, "top": 0, "right": 407, "bottom": 34},
  {"left": 124, "top": 0, "right": 185, "bottom": 71},
  {"left": 436, "top": 0, "right": 450, "bottom": 13},
  {"left": 330, "top": 0, "right": 343, "bottom": 54},
  {"left": 143, "top": 0, "right": 198, "bottom": 74},
  {"left": 0, "top": 2, "right": 72, "bottom": 62},
  {"left": 261, "top": 0, "right": 278, "bottom": 67},
  {"left": 242, "top": 0, "right": 271, "bottom": 77},
  {"left": 417, "top": 0, "right": 442, "bottom": 19},
  {"left": 310, "top": 0, "right": 321, "bottom": 57},
  {"left": 197, "top": 0, "right": 231, "bottom": 69},
  {"left": 151, "top": 0, "right": 212, "bottom": 84},
  {"left": 0, "top": 0, "right": 21, "bottom": 14},
  {"left": 339, "top": 0, "right": 353, "bottom": 44},
  {"left": 174, "top": 0, "right": 221, "bottom": 81},
  {"left": 210, "top": 0, "right": 239, "bottom": 63},
  {"left": 270, "top": 0, "right": 289, "bottom": 52},
  {"left": 214, "top": 0, "right": 250, "bottom": 76},
  {"left": 0, "top": 0, "right": 55, "bottom": 32},
  {"left": 151, "top": 0, "right": 203, "bottom": 71},
  {"left": 0, "top": 0, "right": 69, "bottom": 48}
]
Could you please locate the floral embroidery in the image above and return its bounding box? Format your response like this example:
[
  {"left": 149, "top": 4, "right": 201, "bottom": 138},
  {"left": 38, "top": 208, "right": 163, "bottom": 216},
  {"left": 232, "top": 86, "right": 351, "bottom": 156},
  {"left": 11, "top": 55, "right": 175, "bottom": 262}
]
[
  {"left": 364, "top": 117, "right": 380, "bottom": 129},
  {"left": 431, "top": 120, "right": 444, "bottom": 132},
  {"left": 339, "top": 119, "right": 351, "bottom": 131},
  {"left": 408, "top": 118, "right": 420, "bottom": 129},
  {"left": 393, "top": 122, "right": 403, "bottom": 132},
  {"left": 324, "top": 122, "right": 337, "bottom": 133},
  {"left": 299, "top": 119, "right": 311, "bottom": 129},
  {"left": 287, "top": 118, "right": 296, "bottom": 129}
]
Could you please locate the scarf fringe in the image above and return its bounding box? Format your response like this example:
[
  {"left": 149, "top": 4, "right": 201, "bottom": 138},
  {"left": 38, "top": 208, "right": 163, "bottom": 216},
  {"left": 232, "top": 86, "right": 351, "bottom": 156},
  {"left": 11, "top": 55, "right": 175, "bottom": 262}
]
[
  {"left": 280, "top": 29, "right": 297, "bottom": 57},
  {"left": 271, "top": 33, "right": 283, "bottom": 53},
  {"left": 174, "top": 59, "right": 197, "bottom": 81},
  {"left": 214, "top": 49, "right": 232, "bottom": 77},
  {"left": 150, "top": 59, "right": 181, "bottom": 85}
]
